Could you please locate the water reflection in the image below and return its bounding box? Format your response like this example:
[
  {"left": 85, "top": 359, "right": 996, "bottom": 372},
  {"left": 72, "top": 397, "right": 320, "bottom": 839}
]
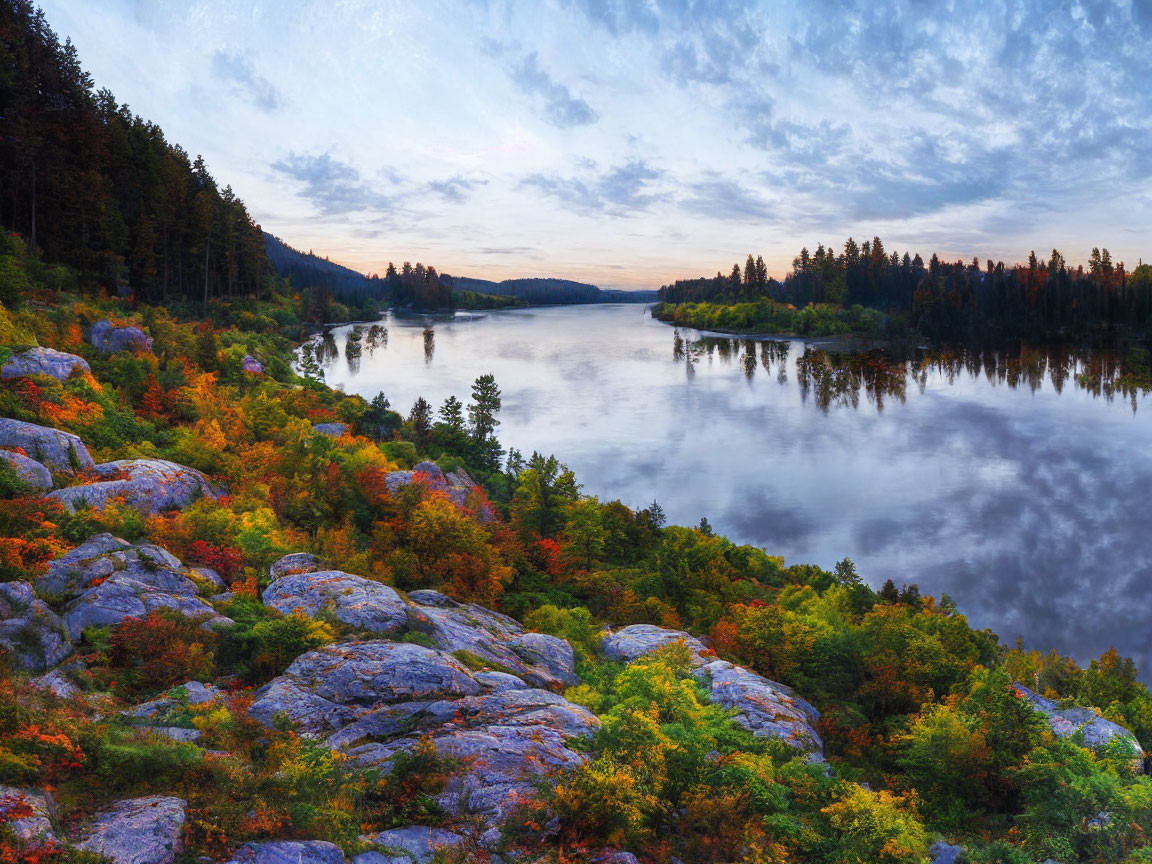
[
  {"left": 423, "top": 327, "right": 435, "bottom": 365},
  {"left": 314, "top": 306, "right": 1152, "bottom": 679}
]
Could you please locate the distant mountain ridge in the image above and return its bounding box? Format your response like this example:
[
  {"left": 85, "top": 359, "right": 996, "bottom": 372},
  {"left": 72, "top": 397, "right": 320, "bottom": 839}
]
[
  {"left": 444, "top": 274, "right": 657, "bottom": 304},
  {"left": 264, "top": 233, "right": 382, "bottom": 304}
]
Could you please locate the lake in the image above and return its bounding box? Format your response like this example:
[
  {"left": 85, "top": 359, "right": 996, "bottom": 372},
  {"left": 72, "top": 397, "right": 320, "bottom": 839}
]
[{"left": 315, "top": 304, "right": 1152, "bottom": 676}]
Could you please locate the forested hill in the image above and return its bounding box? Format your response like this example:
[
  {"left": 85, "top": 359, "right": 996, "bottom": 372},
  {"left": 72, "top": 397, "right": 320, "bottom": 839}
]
[
  {"left": 446, "top": 274, "right": 657, "bottom": 304},
  {"left": 0, "top": 1, "right": 267, "bottom": 305},
  {"left": 263, "top": 233, "right": 383, "bottom": 305}
]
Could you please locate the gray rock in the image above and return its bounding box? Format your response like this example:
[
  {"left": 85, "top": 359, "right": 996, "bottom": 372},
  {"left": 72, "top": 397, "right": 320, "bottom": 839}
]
[
  {"left": 89, "top": 320, "right": 152, "bottom": 354},
  {"left": 313, "top": 422, "right": 347, "bottom": 437},
  {"left": 269, "top": 552, "right": 325, "bottom": 580},
  {"left": 405, "top": 589, "right": 455, "bottom": 607},
  {"left": 190, "top": 567, "right": 225, "bottom": 591},
  {"left": 263, "top": 571, "right": 408, "bottom": 634},
  {"left": 0, "top": 418, "right": 94, "bottom": 472},
  {"left": 0, "top": 581, "right": 71, "bottom": 671},
  {"left": 251, "top": 639, "right": 598, "bottom": 826},
  {"left": 473, "top": 670, "right": 529, "bottom": 691},
  {"left": 0, "top": 785, "right": 55, "bottom": 842},
  {"left": 601, "top": 624, "right": 708, "bottom": 663},
  {"left": 47, "top": 459, "right": 216, "bottom": 515},
  {"left": 406, "top": 596, "right": 577, "bottom": 688},
  {"left": 930, "top": 840, "right": 964, "bottom": 864},
  {"left": 700, "top": 660, "right": 823, "bottom": 752},
  {"left": 241, "top": 355, "right": 264, "bottom": 375},
  {"left": 593, "top": 853, "right": 640, "bottom": 864},
  {"left": 31, "top": 665, "right": 81, "bottom": 698},
  {"left": 74, "top": 796, "right": 186, "bottom": 864},
  {"left": 249, "top": 641, "right": 482, "bottom": 735},
  {"left": 37, "top": 538, "right": 228, "bottom": 640},
  {"left": 602, "top": 624, "right": 824, "bottom": 757},
  {"left": 357, "top": 826, "right": 463, "bottom": 864},
  {"left": 0, "top": 449, "right": 53, "bottom": 490},
  {"left": 1013, "top": 684, "right": 1145, "bottom": 770},
  {"left": 124, "top": 681, "right": 224, "bottom": 725},
  {"left": 2, "top": 347, "right": 91, "bottom": 381},
  {"left": 225, "top": 841, "right": 344, "bottom": 864}
]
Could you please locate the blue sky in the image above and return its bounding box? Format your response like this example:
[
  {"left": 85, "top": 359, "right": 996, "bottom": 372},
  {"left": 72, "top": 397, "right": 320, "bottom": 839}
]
[{"left": 40, "top": 0, "right": 1152, "bottom": 289}]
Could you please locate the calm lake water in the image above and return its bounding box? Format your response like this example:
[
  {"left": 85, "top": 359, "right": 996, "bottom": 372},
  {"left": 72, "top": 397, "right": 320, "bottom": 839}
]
[{"left": 316, "top": 304, "right": 1152, "bottom": 676}]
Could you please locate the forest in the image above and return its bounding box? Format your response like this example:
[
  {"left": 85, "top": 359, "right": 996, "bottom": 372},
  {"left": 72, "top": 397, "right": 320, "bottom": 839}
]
[
  {"left": 5, "top": 3, "right": 1152, "bottom": 864},
  {"left": 657, "top": 241, "right": 1152, "bottom": 342}
]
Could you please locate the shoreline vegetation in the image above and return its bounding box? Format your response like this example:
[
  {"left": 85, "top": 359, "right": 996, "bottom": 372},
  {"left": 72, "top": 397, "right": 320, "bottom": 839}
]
[{"left": 5, "top": 4, "right": 1152, "bottom": 864}]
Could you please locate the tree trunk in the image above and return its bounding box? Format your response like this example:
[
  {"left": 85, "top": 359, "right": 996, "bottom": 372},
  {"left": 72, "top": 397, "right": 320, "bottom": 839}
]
[
  {"left": 29, "top": 163, "right": 36, "bottom": 250},
  {"left": 202, "top": 239, "right": 210, "bottom": 314}
]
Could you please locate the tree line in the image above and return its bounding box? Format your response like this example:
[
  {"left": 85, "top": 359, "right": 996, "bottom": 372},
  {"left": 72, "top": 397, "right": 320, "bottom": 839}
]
[
  {"left": 659, "top": 238, "right": 1152, "bottom": 341},
  {"left": 0, "top": 1, "right": 268, "bottom": 307}
]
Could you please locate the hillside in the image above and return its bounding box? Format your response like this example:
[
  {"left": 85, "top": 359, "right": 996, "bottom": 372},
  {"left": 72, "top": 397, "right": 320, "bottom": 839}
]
[
  {"left": 2, "top": 5, "right": 1152, "bottom": 864},
  {"left": 264, "top": 233, "right": 383, "bottom": 310},
  {"left": 446, "top": 274, "right": 656, "bottom": 304}
]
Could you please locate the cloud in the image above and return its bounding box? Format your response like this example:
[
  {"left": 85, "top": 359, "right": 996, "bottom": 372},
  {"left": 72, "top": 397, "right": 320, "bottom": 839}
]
[
  {"left": 520, "top": 159, "right": 665, "bottom": 216},
  {"left": 210, "top": 50, "right": 282, "bottom": 112},
  {"left": 426, "top": 175, "right": 485, "bottom": 203},
  {"left": 680, "top": 173, "right": 774, "bottom": 221},
  {"left": 509, "top": 52, "right": 598, "bottom": 128},
  {"left": 271, "top": 152, "right": 392, "bottom": 215}
]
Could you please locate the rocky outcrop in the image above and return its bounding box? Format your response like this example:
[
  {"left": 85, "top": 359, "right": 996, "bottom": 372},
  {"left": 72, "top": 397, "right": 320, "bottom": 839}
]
[
  {"left": 47, "top": 459, "right": 216, "bottom": 514},
  {"left": 36, "top": 535, "right": 229, "bottom": 640},
  {"left": 0, "top": 786, "right": 56, "bottom": 842},
  {"left": 1013, "top": 684, "right": 1145, "bottom": 769},
  {"left": 0, "top": 449, "right": 53, "bottom": 490},
  {"left": 601, "top": 624, "right": 823, "bottom": 756},
  {"left": 2, "top": 347, "right": 91, "bottom": 381},
  {"left": 0, "top": 418, "right": 93, "bottom": 473},
  {"left": 249, "top": 640, "right": 598, "bottom": 825},
  {"left": 269, "top": 552, "right": 325, "bottom": 580},
  {"left": 313, "top": 422, "right": 347, "bottom": 437},
  {"left": 89, "top": 320, "right": 152, "bottom": 354},
  {"left": 601, "top": 623, "right": 707, "bottom": 663},
  {"left": 225, "top": 841, "right": 345, "bottom": 864},
  {"left": 241, "top": 355, "right": 264, "bottom": 374},
  {"left": 73, "top": 796, "right": 186, "bottom": 864},
  {"left": 406, "top": 590, "right": 579, "bottom": 688},
  {"left": 0, "top": 581, "right": 71, "bottom": 671},
  {"left": 263, "top": 571, "right": 409, "bottom": 635},
  {"left": 355, "top": 826, "right": 464, "bottom": 864},
  {"left": 384, "top": 461, "right": 487, "bottom": 514}
]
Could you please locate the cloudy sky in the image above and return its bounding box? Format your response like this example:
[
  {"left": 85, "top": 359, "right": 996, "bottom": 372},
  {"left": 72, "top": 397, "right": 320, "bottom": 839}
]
[{"left": 39, "top": 0, "right": 1152, "bottom": 289}]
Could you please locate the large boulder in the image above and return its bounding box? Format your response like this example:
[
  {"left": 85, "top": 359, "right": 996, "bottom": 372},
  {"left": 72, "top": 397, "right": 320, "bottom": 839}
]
[
  {"left": 122, "top": 681, "right": 225, "bottom": 742},
  {"left": 73, "top": 796, "right": 186, "bottom": 864},
  {"left": 406, "top": 591, "right": 579, "bottom": 688},
  {"left": 35, "top": 536, "right": 228, "bottom": 639},
  {"left": 225, "top": 841, "right": 344, "bottom": 864},
  {"left": 355, "top": 826, "right": 464, "bottom": 864},
  {"left": 241, "top": 355, "right": 264, "bottom": 375},
  {"left": 930, "top": 841, "right": 965, "bottom": 864},
  {"left": 601, "top": 623, "right": 708, "bottom": 663},
  {"left": 263, "top": 571, "right": 408, "bottom": 635},
  {"left": 601, "top": 624, "right": 824, "bottom": 757},
  {"left": 0, "top": 449, "right": 53, "bottom": 490},
  {"left": 89, "top": 320, "right": 152, "bottom": 354},
  {"left": 250, "top": 640, "right": 598, "bottom": 825},
  {"left": 384, "top": 462, "right": 490, "bottom": 517},
  {"left": 47, "top": 459, "right": 216, "bottom": 515},
  {"left": 0, "top": 581, "right": 71, "bottom": 671},
  {"left": 313, "top": 422, "right": 347, "bottom": 437},
  {"left": 2, "top": 347, "right": 91, "bottom": 382},
  {"left": 269, "top": 552, "right": 326, "bottom": 580},
  {"left": 0, "top": 418, "right": 93, "bottom": 473},
  {"left": 1013, "top": 684, "right": 1145, "bottom": 769},
  {"left": 249, "top": 641, "right": 482, "bottom": 734},
  {"left": 0, "top": 785, "right": 56, "bottom": 843}
]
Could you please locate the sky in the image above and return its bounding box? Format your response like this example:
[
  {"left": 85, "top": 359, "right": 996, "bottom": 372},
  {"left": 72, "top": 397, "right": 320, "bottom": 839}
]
[{"left": 38, "top": 0, "right": 1152, "bottom": 290}]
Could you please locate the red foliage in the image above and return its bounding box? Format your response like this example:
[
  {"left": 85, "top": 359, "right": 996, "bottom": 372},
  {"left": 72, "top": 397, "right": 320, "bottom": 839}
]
[
  {"left": 535, "top": 538, "right": 563, "bottom": 577},
  {"left": 188, "top": 540, "right": 243, "bottom": 582},
  {"left": 105, "top": 611, "right": 217, "bottom": 698}
]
